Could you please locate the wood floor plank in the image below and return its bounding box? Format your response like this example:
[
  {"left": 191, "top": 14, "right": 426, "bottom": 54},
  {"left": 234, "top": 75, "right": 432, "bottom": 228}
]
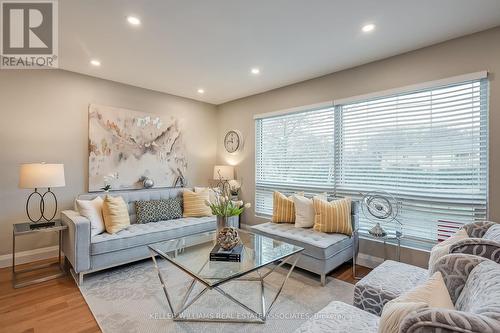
[{"left": 0, "top": 257, "right": 370, "bottom": 333}]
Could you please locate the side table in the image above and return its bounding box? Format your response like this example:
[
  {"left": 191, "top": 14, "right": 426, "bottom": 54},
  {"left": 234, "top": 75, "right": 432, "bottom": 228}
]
[
  {"left": 12, "top": 220, "right": 67, "bottom": 288},
  {"left": 353, "top": 231, "right": 403, "bottom": 280}
]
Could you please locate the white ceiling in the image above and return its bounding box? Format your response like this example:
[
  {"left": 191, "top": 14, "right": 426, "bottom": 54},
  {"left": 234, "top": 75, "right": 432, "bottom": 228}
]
[{"left": 60, "top": 0, "right": 500, "bottom": 105}]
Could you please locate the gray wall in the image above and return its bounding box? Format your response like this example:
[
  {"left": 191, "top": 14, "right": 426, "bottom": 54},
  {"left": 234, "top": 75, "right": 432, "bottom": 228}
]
[
  {"left": 216, "top": 27, "right": 500, "bottom": 267},
  {"left": 0, "top": 69, "right": 217, "bottom": 255}
]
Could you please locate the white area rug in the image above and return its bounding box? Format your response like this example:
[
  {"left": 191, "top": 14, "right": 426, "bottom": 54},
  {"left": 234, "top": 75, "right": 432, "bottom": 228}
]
[{"left": 79, "top": 259, "right": 354, "bottom": 333}]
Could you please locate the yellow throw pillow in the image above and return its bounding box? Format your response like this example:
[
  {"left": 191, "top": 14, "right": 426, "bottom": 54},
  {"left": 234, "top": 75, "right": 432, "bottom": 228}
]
[
  {"left": 272, "top": 191, "right": 296, "bottom": 223},
  {"left": 312, "top": 197, "right": 352, "bottom": 235},
  {"left": 102, "top": 196, "right": 130, "bottom": 234},
  {"left": 378, "top": 272, "right": 454, "bottom": 333},
  {"left": 183, "top": 189, "right": 212, "bottom": 217}
]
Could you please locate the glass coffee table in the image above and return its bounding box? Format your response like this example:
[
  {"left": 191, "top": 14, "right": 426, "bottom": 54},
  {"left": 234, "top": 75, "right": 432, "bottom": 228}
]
[{"left": 148, "top": 229, "right": 303, "bottom": 323}]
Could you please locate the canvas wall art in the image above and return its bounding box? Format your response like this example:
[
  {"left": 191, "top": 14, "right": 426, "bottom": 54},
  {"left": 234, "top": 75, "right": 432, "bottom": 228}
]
[{"left": 88, "top": 104, "right": 187, "bottom": 191}]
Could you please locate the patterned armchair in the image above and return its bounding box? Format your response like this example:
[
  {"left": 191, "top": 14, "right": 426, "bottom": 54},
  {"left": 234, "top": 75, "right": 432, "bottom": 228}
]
[
  {"left": 353, "top": 221, "right": 500, "bottom": 316},
  {"left": 294, "top": 254, "right": 500, "bottom": 333},
  {"left": 450, "top": 221, "right": 500, "bottom": 263}
]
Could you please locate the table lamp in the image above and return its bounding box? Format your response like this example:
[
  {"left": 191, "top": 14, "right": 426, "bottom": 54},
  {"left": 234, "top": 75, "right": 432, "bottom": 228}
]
[{"left": 19, "top": 163, "right": 65, "bottom": 226}]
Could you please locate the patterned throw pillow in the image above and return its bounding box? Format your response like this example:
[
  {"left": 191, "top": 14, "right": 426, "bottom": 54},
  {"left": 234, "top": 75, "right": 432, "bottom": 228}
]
[
  {"left": 157, "top": 197, "right": 183, "bottom": 220},
  {"left": 312, "top": 197, "right": 352, "bottom": 235},
  {"left": 135, "top": 198, "right": 183, "bottom": 224},
  {"left": 135, "top": 200, "right": 159, "bottom": 224}
]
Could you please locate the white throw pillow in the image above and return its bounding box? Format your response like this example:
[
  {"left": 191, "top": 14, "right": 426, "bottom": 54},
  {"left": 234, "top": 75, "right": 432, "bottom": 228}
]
[
  {"left": 428, "top": 228, "right": 468, "bottom": 273},
  {"left": 76, "top": 196, "right": 105, "bottom": 236},
  {"left": 292, "top": 193, "right": 327, "bottom": 228},
  {"left": 379, "top": 272, "right": 454, "bottom": 333}
]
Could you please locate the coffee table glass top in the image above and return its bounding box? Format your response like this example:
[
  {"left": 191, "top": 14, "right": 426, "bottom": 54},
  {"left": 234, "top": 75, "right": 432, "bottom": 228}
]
[{"left": 148, "top": 229, "right": 303, "bottom": 287}]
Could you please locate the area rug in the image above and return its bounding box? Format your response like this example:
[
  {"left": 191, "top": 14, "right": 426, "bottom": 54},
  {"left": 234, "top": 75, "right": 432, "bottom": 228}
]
[{"left": 79, "top": 259, "right": 355, "bottom": 333}]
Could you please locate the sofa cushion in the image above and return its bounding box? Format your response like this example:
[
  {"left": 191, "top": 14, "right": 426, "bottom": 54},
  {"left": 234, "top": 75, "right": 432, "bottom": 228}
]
[
  {"left": 294, "top": 301, "right": 379, "bottom": 333},
  {"left": 353, "top": 260, "right": 428, "bottom": 316},
  {"left": 250, "top": 222, "right": 352, "bottom": 260},
  {"left": 90, "top": 216, "right": 216, "bottom": 255}
]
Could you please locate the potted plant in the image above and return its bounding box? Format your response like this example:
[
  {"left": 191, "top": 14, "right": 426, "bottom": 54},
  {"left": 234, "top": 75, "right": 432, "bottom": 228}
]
[{"left": 205, "top": 194, "right": 251, "bottom": 231}]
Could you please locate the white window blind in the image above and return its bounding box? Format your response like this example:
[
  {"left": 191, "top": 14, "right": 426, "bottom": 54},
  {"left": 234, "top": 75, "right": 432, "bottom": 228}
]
[
  {"left": 337, "top": 79, "right": 488, "bottom": 243},
  {"left": 255, "top": 77, "right": 488, "bottom": 245},
  {"left": 255, "top": 107, "right": 336, "bottom": 214}
]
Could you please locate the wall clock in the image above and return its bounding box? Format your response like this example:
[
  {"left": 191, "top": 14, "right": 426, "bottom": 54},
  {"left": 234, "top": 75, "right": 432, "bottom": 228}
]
[{"left": 224, "top": 130, "right": 243, "bottom": 153}]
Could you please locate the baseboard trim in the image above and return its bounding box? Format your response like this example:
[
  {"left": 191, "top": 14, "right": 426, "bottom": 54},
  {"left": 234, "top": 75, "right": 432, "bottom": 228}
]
[{"left": 0, "top": 246, "right": 60, "bottom": 268}]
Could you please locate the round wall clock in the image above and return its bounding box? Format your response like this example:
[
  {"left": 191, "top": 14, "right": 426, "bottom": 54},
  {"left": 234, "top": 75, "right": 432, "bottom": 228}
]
[{"left": 224, "top": 130, "right": 243, "bottom": 153}]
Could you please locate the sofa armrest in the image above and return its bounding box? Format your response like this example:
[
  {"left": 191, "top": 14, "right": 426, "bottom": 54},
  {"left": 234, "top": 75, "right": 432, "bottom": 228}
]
[
  {"left": 429, "top": 254, "right": 486, "bottom": 304},
  {"left": 401, "top": 307, "right": 500, "bottom": 333},
  {"left": 450, "top": 238, "right": 500, "bottom": 263},
  {"left": 462, "top": 221, "right": 496, "bottom": 238},
  {"left": 61, "top": 210, "right": 91, "bottom": 273}
]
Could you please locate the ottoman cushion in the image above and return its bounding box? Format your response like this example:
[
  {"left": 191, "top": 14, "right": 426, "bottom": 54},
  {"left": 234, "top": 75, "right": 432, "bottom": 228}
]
[
  {"left": 251, "top": 222, "right": 352, "bottom": 260},
  {"left": 353, "top": 260, "right": 428, "bottom": 316}
]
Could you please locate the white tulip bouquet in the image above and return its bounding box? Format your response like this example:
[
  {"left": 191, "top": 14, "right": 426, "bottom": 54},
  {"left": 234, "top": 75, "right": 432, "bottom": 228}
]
[{"left": 205, "top": 195, "right": 251, "bottom": 217}]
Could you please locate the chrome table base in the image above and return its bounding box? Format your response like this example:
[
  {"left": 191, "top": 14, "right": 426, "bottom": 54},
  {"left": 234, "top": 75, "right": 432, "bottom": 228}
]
[{"left": 150, "top": 250, "right": 300, "bottom": 324}]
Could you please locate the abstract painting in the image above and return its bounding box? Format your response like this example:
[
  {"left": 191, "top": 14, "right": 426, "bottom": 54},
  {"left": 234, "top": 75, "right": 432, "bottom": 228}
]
[{"left": 88, "top": 104, "right": 187, "bottom": 191}]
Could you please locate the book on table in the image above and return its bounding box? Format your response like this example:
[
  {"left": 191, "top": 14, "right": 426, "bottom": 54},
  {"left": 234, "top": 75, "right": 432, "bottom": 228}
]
[{"left": 210, "top": 244, "right": 243, "bottom": 262}]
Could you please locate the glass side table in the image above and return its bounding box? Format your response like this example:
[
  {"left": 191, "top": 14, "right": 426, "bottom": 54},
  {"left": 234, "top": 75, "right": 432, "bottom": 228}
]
[
  {"left": 353, "top": 230, "right": 403, "bottom": 280},
  {"left": 12, "top": 220, "right": 67, "bottom": 288}
]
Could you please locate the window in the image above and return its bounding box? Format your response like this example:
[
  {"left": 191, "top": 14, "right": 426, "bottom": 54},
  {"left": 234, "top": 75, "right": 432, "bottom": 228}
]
[
  {"left": 255, "top": 106, "right": 336, "bottom": 214},
  {"left": 255, "top": 76, "right": 488, "bottom": 245}
]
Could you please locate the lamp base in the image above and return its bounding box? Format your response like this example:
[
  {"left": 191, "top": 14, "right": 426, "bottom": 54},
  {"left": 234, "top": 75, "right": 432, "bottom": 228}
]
[{"left": 29, "top": 221, "right": 56, "bottom": 230}]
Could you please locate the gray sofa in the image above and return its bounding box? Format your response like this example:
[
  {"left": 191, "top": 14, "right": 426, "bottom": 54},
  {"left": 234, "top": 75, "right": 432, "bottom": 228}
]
[
  {"left": 61, "top": 188, "right": 216, "bottom": 284},
  {"left": 250, "top": 200, "right": 360, "bottom": 285},
  {"left": 295, "top": 253, "right": 500, "bottom": 333}
]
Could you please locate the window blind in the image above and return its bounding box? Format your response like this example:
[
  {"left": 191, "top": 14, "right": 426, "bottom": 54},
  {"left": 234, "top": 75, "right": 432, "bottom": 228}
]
[
  {"left": 255, "top": 77, "right": 488, "bottom": 245},
  {"left": 255, "top": 107, "right": 336, "bottom": 214},
  {"left": 337, "top": 79, "right": 488, "bottom": 242}
]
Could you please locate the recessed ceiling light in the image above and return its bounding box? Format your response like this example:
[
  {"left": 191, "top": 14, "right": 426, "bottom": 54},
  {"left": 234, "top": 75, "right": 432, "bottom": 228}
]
[
  {"left": 127, "top": 16, "right": 141, "bottom": 26},
  {"left": 90, "top": 59, "right": 101, "bottom": 66},
  {"left": 362, "top": 23, "right": 376, "bottom": 33},
  {"left": 251, "top": 68, "right": 260, "bottom": 75},
  {"left": 197, "top": 88, "right": 205, "bottom": 94}
]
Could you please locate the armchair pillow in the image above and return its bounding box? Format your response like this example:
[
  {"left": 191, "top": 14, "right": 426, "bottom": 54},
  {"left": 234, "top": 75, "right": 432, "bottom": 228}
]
[
  {"left": 428, "top": 228, "right": 468, "bottom": 273},
  {"left": 312, "top": 197, "right": 352, "bottom": 235},
  {"left": 76, "top": 196, "right": 105, "bottom": 236},
  {"left": 102, "top": 196, "right": 131, "bottom": 234},
  {"left": 379, "top": 271, "right": 454, "bottom": 333},
  {"left": 292, "top": 193, "right": 327, "bottom": 228}
]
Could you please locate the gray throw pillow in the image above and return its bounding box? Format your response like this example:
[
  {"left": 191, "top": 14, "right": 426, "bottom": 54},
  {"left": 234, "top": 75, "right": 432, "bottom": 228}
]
[
  {"left": 135, "top": 198, "right": 183, "bottom": 224},
  {"left": 483, "top": 223, "right": 500, "bottom": 242}
]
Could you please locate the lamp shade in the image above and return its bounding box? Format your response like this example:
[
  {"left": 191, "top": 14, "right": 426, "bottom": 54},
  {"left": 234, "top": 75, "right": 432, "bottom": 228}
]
[
  {"left": 213, "top": 165, "right": 234, "bottom": 180},
  {"left": 19, "top": 163, "right": 65, "bottom": 189}
]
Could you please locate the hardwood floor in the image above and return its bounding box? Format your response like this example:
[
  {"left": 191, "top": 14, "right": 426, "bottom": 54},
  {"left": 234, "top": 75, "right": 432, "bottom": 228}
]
[
  {"left": 0, "top": 259, "right": 100, "bottom": 333},
  {"left": 0, "top": 258, "right": 370, "bottom": 333}
]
